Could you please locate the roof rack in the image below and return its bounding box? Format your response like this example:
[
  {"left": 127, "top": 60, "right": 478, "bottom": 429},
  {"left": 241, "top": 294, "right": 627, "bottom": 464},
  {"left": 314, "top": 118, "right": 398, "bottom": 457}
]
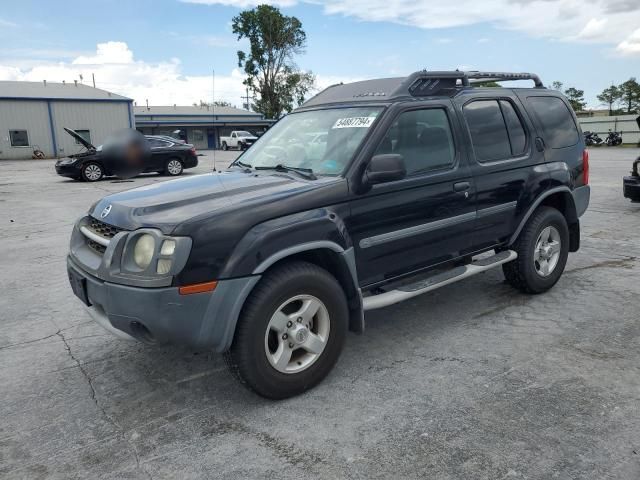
[
  {"left": 464, "top": 71, "right": 544, "bottom": 88},
  {"left": 398, "top": 70, "right": 544, "bottom": 97}
]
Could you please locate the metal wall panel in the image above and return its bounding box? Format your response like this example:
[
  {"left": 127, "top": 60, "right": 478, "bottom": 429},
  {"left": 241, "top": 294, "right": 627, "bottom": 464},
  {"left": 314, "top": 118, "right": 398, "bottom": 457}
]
[
  {"left": 50, "top": 101, "right": 130, "bottom": 157},
  {"left": 578, "top": 115, "right": 640, "bottom": 145},
  {"left": 0, "top": 100, "right": 53, "bottom": 159}
]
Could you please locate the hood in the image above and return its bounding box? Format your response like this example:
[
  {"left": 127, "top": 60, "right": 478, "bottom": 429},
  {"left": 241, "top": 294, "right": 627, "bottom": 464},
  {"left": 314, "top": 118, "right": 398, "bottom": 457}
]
[
  {"left": 90, "top": 170, "right": 336, "bottom": 233},
  {"left": 64, "top": 127, "right": 95, "bottom": 151}
]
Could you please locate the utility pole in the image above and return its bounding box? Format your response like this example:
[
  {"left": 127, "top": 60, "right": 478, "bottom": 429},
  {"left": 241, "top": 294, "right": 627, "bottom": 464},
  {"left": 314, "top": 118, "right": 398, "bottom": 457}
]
[
  {"left": 92, "top": 73, "right": 96, "bottom": 88},
  {"left": 240, "top": 85, "right": 254, "bottom": 111}
]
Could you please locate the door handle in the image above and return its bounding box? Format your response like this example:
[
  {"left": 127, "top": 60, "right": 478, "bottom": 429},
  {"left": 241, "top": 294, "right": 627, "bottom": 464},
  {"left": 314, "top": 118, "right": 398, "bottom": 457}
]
[{"left": 453, "top": 181, "right": 470, "bottom": 192}]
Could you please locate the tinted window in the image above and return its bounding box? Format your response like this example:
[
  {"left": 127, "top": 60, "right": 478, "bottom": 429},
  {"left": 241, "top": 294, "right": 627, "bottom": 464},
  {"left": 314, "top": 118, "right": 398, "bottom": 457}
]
[
  {"left": 9, "top": 130, "right": 29, "bottom": 147},
  {"left": 528, "top": 96, "right": 578, "bottom": 148},
  {"left": 148, "top": 138, "right": 170, "bottom": 148},
  {"left": 500, "top": 100, "right": 526, "bottom": 155},
  {"left": 463, "top": 100, "right": 511, "bottom": 162},
  {"left": 374, "top": 108, "right": 455, "bottom": 175}
]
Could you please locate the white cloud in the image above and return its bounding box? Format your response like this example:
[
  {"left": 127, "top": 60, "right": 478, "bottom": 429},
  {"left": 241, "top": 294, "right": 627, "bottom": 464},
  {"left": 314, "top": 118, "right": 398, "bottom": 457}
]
[
  {"left": 617, "top": 28, "right": 640, "bottom": 56},
  {"left": 0, "top": 42, "right": 251, "bottom": 107},
  {"left": 181, "top": 0, "right": 640, "bottom": 54},
  {"left": 0, "top": 41, "right": 350, "bottom": 108},
  {"left": 0, "top": 17, "right": 18, "bottom": 28}
]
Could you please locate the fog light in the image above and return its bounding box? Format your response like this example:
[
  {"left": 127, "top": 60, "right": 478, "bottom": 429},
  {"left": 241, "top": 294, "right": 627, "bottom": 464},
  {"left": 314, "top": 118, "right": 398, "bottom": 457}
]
[{"left": 157, "top": 258, "right": 172, "bottom": 274}]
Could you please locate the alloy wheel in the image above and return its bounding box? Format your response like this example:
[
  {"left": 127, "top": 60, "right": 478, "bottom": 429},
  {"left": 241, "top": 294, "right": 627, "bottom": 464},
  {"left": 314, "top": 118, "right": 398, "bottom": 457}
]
[
  {"left": 264, "top": 294, "right": 330, "bottom": 374},
  {"left": 534, "top": 226, "right": 561, "bottom": 277}
]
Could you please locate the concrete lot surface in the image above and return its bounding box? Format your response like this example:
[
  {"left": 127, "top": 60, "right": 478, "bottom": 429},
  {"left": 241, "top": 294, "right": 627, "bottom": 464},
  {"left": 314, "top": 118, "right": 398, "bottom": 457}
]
[{"left": 1, "top": 148, "right": 640, "bottom": 479}]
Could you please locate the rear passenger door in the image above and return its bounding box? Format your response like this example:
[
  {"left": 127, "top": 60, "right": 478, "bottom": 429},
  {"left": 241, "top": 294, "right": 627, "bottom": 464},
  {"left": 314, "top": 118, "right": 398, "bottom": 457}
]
[
  {"left": 147, "top": 138, "right": 172, "bottom": 171},
  {"left": 456, "top": 94, "right": 547, "bottom": 250},
  {"left": 348, "top": 102, "right": 476, "bottom": 287}
]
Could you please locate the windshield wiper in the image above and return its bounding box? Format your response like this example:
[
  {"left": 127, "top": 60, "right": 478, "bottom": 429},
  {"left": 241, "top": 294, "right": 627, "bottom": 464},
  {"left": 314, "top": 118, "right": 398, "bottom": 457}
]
[
  {"left": 230, "top": 160, "right": 253, "bottom": 172},
  {"left": 255, "top": 164, "right": 317, "bottom": 180}
]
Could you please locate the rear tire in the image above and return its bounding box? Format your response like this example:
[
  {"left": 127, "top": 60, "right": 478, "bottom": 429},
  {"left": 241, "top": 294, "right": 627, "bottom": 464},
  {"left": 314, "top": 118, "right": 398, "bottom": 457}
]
[
  {"left": 222, "top": 142, "right": 228, "bottom": 151},
  {"left": 225, "top": 261, "right": 348, "bottom": 399},
  {"left": 81, "top": 162, "right": 103, "bottom": 182},
  {"left": 503, "top": 206, "right": 569, "bottom": 294}
]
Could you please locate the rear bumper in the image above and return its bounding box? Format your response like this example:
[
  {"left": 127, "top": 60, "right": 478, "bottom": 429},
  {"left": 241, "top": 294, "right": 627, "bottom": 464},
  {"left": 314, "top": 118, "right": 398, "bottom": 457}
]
[
  {"left": 67, "top": 255, "right": 259, "bottom": 351},
  {"left": 572, "top": 185, "right": 590, "bottom": 217},
  {"left": 623, "top": 175, "right": 640, "bottom": 202}
]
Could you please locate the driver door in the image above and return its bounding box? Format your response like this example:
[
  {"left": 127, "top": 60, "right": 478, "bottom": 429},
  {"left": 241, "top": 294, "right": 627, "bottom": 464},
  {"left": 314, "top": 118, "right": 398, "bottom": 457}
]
[{"left": 347, "top": 102, "right": 476, "bottom": 287}]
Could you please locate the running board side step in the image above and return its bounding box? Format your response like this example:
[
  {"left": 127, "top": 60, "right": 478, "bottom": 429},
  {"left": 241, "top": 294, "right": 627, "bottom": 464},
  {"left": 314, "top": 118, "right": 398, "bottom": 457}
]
[{"left": 363, "top": 250, "right": 517, "bottom": 311}]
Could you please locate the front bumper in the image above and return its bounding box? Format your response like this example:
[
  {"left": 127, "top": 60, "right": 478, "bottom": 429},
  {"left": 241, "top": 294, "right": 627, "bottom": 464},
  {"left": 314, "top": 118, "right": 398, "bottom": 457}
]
[
  {"left": 68, "top": 255, "right": 259, "bottom": 351},
  {"left": 623, "top": 175, "right": 640, "bottom": 202},
  {"left": 55, "top": 161, "right": 80, "bottom": 177}
]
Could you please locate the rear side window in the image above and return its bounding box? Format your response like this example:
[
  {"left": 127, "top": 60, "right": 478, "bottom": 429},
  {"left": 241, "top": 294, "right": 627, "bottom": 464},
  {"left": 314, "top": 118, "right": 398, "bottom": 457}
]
[
  {"left": 463, "top": 100, "right": 511, "bottom": 162},
  {"left": 527, "top": 96, "right": 578, "bottom": 148},
  {"left": 500, "top": 100, "right": 526, "bottom": 155}
]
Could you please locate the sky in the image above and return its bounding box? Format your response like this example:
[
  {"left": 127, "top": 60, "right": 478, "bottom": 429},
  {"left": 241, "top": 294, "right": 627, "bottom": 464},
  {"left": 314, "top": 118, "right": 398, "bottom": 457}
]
[{"left": 0, "top": 0, "right": 639, "bottom": 109}]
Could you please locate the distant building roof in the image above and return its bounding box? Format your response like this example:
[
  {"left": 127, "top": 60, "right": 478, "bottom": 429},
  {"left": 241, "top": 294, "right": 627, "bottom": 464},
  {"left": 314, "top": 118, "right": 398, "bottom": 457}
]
[
  {"left": 134, "top": 105, "right": 262, "bottom": 117},
  {"left": 0, "top": 81, "right": 131, "bottom": 101}
]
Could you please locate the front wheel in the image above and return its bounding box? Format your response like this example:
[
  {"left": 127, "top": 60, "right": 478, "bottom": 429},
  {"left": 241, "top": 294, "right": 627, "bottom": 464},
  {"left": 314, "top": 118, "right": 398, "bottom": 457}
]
[
  {"left": 81, "top": 162, "right": 103, "bottom": 182},
  {"left": 221, "top": 142, "right": 228, "bottom": 151},
  {"left": 503, "top": 206, "right": 569, "bottom": 294},
  {"left": 225, "top": 261, "right": 348, "bottom": 399},
  {"left": 165, "top": 158, "right": 183, "bottom": 176}
]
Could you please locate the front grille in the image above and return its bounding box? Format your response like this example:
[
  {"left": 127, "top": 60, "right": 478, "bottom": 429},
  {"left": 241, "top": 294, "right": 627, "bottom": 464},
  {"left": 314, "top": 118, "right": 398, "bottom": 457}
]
[
  {"left": 89, "top": 218, "right": 124, "bottom": 239},
  {"left": 87, "top": 239, "right": 106, "bottom": 255},
  {"left": 83, "top": 218, "right": 126, "bottom": 255}
]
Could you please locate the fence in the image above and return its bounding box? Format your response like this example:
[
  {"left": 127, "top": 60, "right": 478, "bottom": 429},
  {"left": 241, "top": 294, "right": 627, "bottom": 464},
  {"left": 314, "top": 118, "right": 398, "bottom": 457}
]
[{"left": 577, "top": 114, "right": 640, "bottom": 145}]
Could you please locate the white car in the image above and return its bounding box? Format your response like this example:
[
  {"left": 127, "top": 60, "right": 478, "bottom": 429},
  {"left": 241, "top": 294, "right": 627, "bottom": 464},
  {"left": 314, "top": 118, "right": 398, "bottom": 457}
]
[{"left": 220, "top": 131, "right": 258, "bottom": 150}]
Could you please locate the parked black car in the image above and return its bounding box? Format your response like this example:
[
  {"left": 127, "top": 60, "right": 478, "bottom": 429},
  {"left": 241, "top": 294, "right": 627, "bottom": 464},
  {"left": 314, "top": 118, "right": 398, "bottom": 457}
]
[
  {"left": 55, "top": 128, "right": 198, "bottom": 182},
  {"left": 623, "top": 157, "right": 640, "bottom": 202},
  {"left": 66, "top": 70, "right": 590, "bottom": 398}
]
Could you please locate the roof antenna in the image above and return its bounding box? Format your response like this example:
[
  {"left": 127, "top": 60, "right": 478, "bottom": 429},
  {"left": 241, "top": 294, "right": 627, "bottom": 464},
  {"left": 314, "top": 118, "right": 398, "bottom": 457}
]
[{"left": 212, "top": 68, "right": 217, "bottom": 172}]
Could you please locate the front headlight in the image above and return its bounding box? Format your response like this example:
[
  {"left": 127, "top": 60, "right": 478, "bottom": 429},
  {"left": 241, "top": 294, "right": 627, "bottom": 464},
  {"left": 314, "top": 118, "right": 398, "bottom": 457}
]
[
  {"left": 120, "top": 229, "right": 192, "bottom": 279},
  {"left": 133, "top": 234, "right": 155, "bottom": 269}
]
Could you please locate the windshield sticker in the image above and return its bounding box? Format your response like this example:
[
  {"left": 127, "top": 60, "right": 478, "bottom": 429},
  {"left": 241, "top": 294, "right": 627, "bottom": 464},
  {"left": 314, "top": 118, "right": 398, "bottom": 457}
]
[{"left": 332, "top": 117, "right": 376, "bottom": 129}]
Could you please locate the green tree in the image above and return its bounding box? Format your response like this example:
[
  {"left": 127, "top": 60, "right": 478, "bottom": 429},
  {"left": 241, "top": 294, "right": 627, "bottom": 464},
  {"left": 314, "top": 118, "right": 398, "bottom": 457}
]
[
  {"left": 551, "top": 81, "right": 564, "bottom": 91},
  {"left": 193, "top": 100, "right": 233, "bottom": 108},
  {"left": 564, "top": 87, "right": 586, "bottom": 111},
  {"left": 232, "top": 5, "right": 316, "bottom": 119},
  {"left": 597, "top": 85, "right": 622, "bottom": 116},
  {"left": 619, "top": 78, "right": 640, "bottom": 114}
]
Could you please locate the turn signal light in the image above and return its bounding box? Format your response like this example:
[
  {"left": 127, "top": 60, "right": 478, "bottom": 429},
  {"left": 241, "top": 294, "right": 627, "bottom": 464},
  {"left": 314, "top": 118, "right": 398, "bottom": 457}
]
[{"left": 179, "top": 281, "right": 218, "bottom": 295}]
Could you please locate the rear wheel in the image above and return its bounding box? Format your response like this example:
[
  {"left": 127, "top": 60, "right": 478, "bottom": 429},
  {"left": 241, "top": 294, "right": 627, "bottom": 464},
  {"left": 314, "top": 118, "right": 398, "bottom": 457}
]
[
  {"left": 225, "top": 261, "right": 348, "bottom": 399},
  {"left": 503, "top": 206, "right": 569, "bottom": 294},
  {"left": 222, "top": 142, "right": 228, "bottom": 151},
  {"left": 165, "top": 158, "right": 183, "bottom": 176},
  {"left": 81, "top": 162, "right": 103, "bottom": 182}
]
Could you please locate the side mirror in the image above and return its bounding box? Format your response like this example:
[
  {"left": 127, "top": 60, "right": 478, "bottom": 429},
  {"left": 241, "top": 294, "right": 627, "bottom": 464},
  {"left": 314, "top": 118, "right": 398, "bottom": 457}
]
[{"left": 364, "top": 154, "right": 406, "bottom": 185}]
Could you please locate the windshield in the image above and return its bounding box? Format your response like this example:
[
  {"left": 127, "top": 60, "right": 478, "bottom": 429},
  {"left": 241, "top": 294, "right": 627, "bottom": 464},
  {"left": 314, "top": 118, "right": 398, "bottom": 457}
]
[
  {"left": 236, "top": 107, "right": 382, "bottom": 176},
  {"left": 237, "top": 131, "right": 254, "bottom": 137}
]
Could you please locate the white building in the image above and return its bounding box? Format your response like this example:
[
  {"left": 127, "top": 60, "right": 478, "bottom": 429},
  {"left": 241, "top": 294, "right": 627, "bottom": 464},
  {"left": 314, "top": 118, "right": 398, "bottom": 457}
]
[{"left": 0, "top": 81, "right": 133, "bottom": 159}]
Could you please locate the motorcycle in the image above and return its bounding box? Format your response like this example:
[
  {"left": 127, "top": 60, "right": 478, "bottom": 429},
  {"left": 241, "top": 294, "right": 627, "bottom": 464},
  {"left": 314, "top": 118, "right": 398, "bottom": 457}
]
[
  {"left": 605, "top": 131, "right": 623, "bottom": 147},
  {"left": 584, "top": 131, "right": 604, "bottom": 146}
]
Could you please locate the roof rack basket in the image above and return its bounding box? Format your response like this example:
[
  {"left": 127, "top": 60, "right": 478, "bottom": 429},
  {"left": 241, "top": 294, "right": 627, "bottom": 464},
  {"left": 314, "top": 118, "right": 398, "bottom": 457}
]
[{"left": 400, "top": 70, "right": 544, "bottom": 98}]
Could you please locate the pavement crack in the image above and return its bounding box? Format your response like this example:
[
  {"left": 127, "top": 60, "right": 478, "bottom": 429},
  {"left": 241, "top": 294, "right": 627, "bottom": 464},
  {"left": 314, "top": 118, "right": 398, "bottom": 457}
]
[
  {"left": 568, "top": 256, "right": 636, "bottom": 273},
  {"left": 56, "top": 331, "right": 153, "bottom": 480},
  {"left": 0, "top": 331, "right": 61, "bottom": 350}
]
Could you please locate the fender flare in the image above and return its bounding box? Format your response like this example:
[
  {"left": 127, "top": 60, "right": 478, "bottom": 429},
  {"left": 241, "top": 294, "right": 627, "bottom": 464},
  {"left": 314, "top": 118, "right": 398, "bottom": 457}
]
[{"left": 508, "top": 186, "right": 577, "bottom": 245}]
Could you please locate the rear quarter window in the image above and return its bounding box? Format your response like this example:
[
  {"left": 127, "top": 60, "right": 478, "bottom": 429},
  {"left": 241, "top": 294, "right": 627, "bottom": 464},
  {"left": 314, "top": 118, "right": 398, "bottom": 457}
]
[{"left": 527, "top": 96, "right": 579, "bottom": 148}]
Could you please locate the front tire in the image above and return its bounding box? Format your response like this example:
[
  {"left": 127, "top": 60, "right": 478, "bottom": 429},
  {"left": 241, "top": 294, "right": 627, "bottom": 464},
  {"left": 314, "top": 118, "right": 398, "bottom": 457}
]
[
  {"left": 225, "top": 261, "right": 348, "bottom": 399},
  {"left": 222, "top": 142, "right": 228, "bottom": 151},
  {"left": 165, "top": 158, "right": 184, "bottom": 176},
  {"left": 503, "top": 206, "right": 569, "bottom": 294},
  {"left": 81, "top": 162, "right": 103, "bottom": 182}
]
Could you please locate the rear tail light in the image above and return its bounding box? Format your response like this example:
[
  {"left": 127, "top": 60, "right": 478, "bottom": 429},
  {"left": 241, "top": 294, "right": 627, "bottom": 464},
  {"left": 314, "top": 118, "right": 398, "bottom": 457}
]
[
  {"left": 582, "top": 149, "right": 589, "bottom": 185},
  {"left": 190, "top": 147, "right": 197, "bottom": 155}
]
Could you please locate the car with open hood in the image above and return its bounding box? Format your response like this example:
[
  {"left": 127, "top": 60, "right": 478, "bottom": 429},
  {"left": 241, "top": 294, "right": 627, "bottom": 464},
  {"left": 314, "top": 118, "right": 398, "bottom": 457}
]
[
  {"left": 55, "top": 128, "right": 198, "bottom": 181},
  {"left": 66, "top": 70, "right": 590, "bottom": 399}
]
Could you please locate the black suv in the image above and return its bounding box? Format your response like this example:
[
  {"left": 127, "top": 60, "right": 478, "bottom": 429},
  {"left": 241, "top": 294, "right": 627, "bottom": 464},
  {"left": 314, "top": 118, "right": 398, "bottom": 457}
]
[{"left": 66, "top": 71, "right": 590, "bottom": 398}]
